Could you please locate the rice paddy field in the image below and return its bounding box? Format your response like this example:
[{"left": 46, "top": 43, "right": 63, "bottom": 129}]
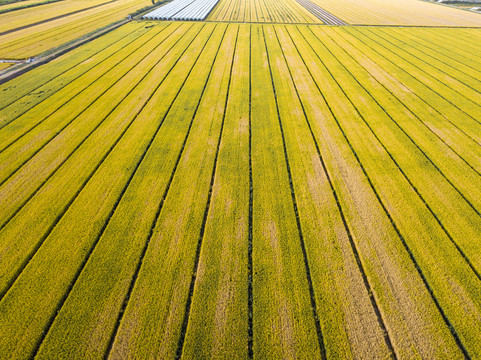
[
  {"left": 1, "top": 0, "right": 481, "bottom": 357},
  {"left": 209, "top": 0, "right": 481, "bottom": 24},
  {"left": 306, "top": 0, "right": 481, "bottom": 25},
  {"left": 206, "top": 0, "right": 321, "bottom": 22},
  {"left": 0, "top": 0, "right": 57, "bottom": 12},
  {"left": 0, "top": 0, "right": 150, "bottom": 59}
]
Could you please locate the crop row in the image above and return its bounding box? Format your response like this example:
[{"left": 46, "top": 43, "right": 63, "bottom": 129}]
[
  {"left": 206, "top": 0, "right": 320, "bottom": 23},
  {"left": 1, "top": 23, "right": 481, "bottom": 359}
]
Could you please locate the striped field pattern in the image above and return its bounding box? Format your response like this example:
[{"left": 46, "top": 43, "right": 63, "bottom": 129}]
[
  {"left": 1, "top": 21, "right": 481, "bottom": 359},
  {"left": 0, "top": 0, "right": 150, "bottom": 59},
  {"left": 307, "top": 0, "right": 481, "bottom": 25},
  {"left": 206, "top": 0, "right": 322, "bottom": 23}
]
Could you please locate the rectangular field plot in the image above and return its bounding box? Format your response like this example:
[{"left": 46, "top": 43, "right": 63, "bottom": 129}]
[
  {"left": 0, "top": 0, "right": 150, "bottom": 59},
  {"left": 1, "top": 22, "right": 481, "bottom": 359},
  {"left": 307, "top": 0, "right": 481, "bottom": 25},
  {"left": 207, "top": 0, "right": 322, "bottom": 23},
  {"left": 0, "top": 0, "right": 54, "bottom": 12}
]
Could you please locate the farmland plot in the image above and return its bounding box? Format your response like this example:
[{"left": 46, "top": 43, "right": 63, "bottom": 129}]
[
  {"left": 0, "top": 0, "right": 53, "bottom": 12},
  {"left": 207, "top": 0, "right": 321, "bottom": 23},
  {"left": 0, "top": 0, "right": 149, "bottom": 59},
  {"left": 307, "top": 0, "right": 481, "bottom": 25},
  {"left": 1, "top": 21, "right": 481, "bottom": 359}
]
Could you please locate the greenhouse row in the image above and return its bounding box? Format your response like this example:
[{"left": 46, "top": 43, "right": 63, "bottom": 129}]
[{"left": 143, "top": 0, "right": 219, "bottom": 21}]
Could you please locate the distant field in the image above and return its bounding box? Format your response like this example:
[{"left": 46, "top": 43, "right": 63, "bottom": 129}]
[
  {"left": 308, "top": 0, "right": 481, "bottom": 25},
  {"left": 206, "top": 0, "right": 481, "bottom": 24},
  {"left": 0, "top": 0, "right": 113, "bottom": 33},
  {"left": 1, "top": 0, "right": 479, "bottom": 60},
  {"left": 207, "top": 0, "right": 321, "bottom": 22},
  {"left": 0, "top": 0, "right": 59, "bottom": 12},
  {"left": 0, "top": 0, "right": 149, "bottom": 59},
  {"left": 1, "top": 21, "right": 481, "bottom": 359}
]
